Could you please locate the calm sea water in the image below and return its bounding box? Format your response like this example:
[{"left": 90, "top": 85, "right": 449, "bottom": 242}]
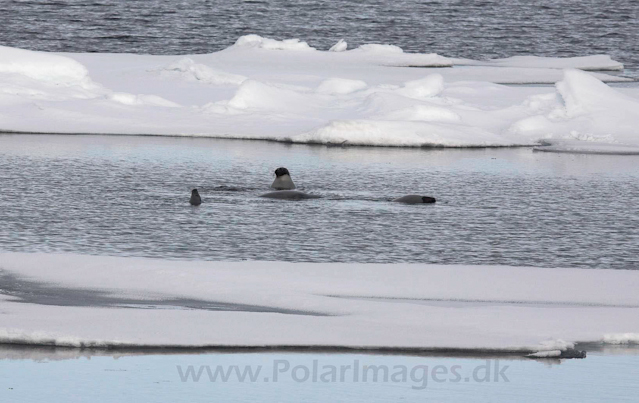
[
  {"left": 3, "top": 350, "right": 639, "bottom": 402},
  {"left": 1, "top": 0, "right": 638, "bottom": 75},
  {"left": 1, "top": 134, "right": 638, "bottom": 269}
]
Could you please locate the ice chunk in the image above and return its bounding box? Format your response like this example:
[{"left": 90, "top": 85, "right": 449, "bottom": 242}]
[
  {"left": 348, "top": 43, "right": 451, "bottom": 68},
  {"left": 603, "top": 333, "right": 639, "bottom": 344},
  {"left": 226, "top": 80, "right": 309, "bottom": 110},
  {"left": 222, "top": 80, "right": 329, "bottom": 116},
  {"left": 163, "top": 57, "right": 246, "bottom": 85},
  {"left": 354, "top": 43, "right": 405, "bottom": 54},
  {"left": 233, "top": 34, "right": 315, "bottom": 51},
  {"left": 109, "top": 92, "right": 180, "bottom": 107},
  {"left": 527, "top": 350, "right": 562, "bottom": 358},
  {"left": 454, "top": 55, "right": 624, "bottom": 71},
  {"left": 380, "top": 105, "right": 461, "bottom": 122},
  {"left": 293, "top": 119, "right": 514, "bottom": 147},
  {"left": 508, "top": 69, "right": 639, "bottom": 151},
  {"left": 316, "top": 78, "right": 367, "bottom": 94},
  {"left": 329, "top": 39, "right": 347, "bottom": 52},
  {"left": 397, "top": 75, "right": 445, "bottom": 99},
  {"left": 555, "top": 69, "right": 637, "bottom": 117},
  {"left": 0, "top": 45, "right": 89, "bottom": 84}
]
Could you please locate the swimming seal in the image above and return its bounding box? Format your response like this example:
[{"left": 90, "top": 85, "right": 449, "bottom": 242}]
[
  {"left": 271, "top": 167, "right": 296, "bottom": 190},
  {"left": 190, "top": 189, "right": 202, "bottom": 206},
  {"left": 260, "top": 190, "right": 321, "bottom": 200},
  {"left": 393, "top": 195, "right": 436, "bottom": 204}
]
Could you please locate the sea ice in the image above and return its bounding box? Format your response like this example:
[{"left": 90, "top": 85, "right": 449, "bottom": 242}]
[
  {"left": 161, "top": 57, "right": 247, "bottom": 86},
  {"left": 0, "top": 36, "right": 637, "bottom": 152},
  {"left": 453, "top": 54, "right": 624, "bottom": 71},
  {"left": 508, "top": 69, "right": 639, "bottom": 153},
  {"left": 329, "top": 39, "right": 348, "bottom": 52},
  {"left": 1, "top": 252, "right": 638, "bottom": 354}
]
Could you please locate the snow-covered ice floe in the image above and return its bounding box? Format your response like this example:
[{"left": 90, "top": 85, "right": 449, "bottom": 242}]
[
  {"left": 452, "top": 54, "right": 625, "bottom": 71},
  {"left": 1, "top": 252, "right": 638, "bottom": 356},
  {"left": 1, "top": 35, "right": 638, "bottom": 152}
]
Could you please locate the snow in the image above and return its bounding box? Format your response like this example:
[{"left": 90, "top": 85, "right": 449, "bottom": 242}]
[
  {"left": 0, "top": 45, "right": 90, "bottom": 84},
  {"left": 526, "top": 350, "right": 562, "bottom": 358},
  {"left": 233, "top": 34, "right": 315, "bottom": 51},
  {"left": 508, "top": 69, "right": 639, "bottom": 153},
  {"left": 1, "top": 35, "right": 638, "bottom": 152},
  {"left": 293, "top": 120, "right": 515, "bottom": 147},
  {"left": 453, "top": 55, "right": 624, "bottom": 71},
  {"left": 108, "top": 92, "right": 180, "bottom": 107},
  {"left": 602, "top": 334, "right": 639, "bottom": 345},
  {"left": 1, "top": 252, "right": 638, "bottom": 354},
  {"left": 329, "top": 39, "right": 348, "bottom": 52},
  {"left": 316, "top": 78, "right": 367, "bottom": 95},
  {"left": 396, "top": 74, "right": 445, "bottom": 99},
  {"left": 160, "top": 57, "right": 247, "bottom": 86}
]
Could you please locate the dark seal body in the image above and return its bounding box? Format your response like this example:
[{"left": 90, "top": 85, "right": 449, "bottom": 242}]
[
  {"left": 393, "top": 195, "right": 436, "bottom": 204},
  {"left": 260, "top": 190, "right": 321, "bottom": 200},
  {"left": 190, "top": 189, "right": 202, "bottom": 206}
]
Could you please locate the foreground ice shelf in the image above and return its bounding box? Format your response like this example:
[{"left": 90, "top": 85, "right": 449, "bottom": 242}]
[{"left": 1, "top": 252, "right": 638, "bottom": 355}]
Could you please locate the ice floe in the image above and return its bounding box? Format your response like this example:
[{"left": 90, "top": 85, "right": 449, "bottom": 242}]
[
  {"left": 234, "top": 34, "right": 315, "bottom": 51},
  {"left": 0, "top": 45, "right": 90, "bottom": 84},
  {"left": 1, "top": 252, "right": 638, "bottom": 353},
  {"left": 329, "top": 39, "right": 348, "bottom": 52},
  {"left": 0, "top": 36, "right": 637, "bottom": 152},
  {"left": 509, "top": 69, "right": 639, "bottom": 153},
  {"left": 161, "top": 57, "right": 247, "bottom": 86},
  {"left": 453, "top": 54, "right": 624, "bottom": 71}
]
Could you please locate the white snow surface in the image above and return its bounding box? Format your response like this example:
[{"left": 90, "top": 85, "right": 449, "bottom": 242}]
[
  {"left": 1, "top": 36, "right": 637, "bottom": 151},
  {"left": 329, "top": 39, "right": 348, "bottom": 52},
  {"left": 526, "top": 350, "right": 563, "bottom": 358},
  {"left": 452, "top": 55, "right": 624, "bottom": 71},
  {"left": 1, "top": 252, "right": 638, "bottom": 353}
]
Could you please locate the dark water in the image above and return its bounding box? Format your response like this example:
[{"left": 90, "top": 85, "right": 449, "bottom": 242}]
[
  {"left": 1, "top": 0, "right": 638, "bottom": 74},
  {"left": 1, "top": 134, "right": 638, "bottom": 270}
]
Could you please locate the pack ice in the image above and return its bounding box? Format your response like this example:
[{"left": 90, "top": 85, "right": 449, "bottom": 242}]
[
  {"left": 1, "top": 253, "right": 638, "bottom": 354},
  {"left": 1, "top": 35, "right": 638, "bottom": 153}
]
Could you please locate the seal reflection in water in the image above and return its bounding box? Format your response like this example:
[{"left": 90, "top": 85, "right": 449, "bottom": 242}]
[
  {"left": 260, "top": 190, "right": 321, "bottom": 200},
  {"left": 393, "top": 195, "right": 436, "bottom": 204},
  {"left": 271, "top": 167, "right": 296, "bottom": 190},
  {"left": 190, "top": 189, "right": 202, "bottom": 206}
]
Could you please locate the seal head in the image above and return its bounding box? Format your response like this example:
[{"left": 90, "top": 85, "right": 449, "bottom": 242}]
[
  {"left": 190, "top": 189, "right": 202, "bottom": 206},
  {"left": 271, "top": 167, "right": 296, "bottom": 190}
]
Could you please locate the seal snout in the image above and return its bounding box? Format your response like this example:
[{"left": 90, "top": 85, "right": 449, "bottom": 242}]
[{"left": 190, "top": 189, "right": 202, "bottom": 206}]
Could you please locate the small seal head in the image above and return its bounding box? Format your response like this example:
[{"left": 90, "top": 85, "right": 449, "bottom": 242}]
[
  {"left": 271, "top": 167, "right": 296, "bottom": 190},
  {"left": 393, "top": 195, "right": 436, "bottom": 204},
  {"left": 190, "top": 189, "right": 202, "bottom": 206}
]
